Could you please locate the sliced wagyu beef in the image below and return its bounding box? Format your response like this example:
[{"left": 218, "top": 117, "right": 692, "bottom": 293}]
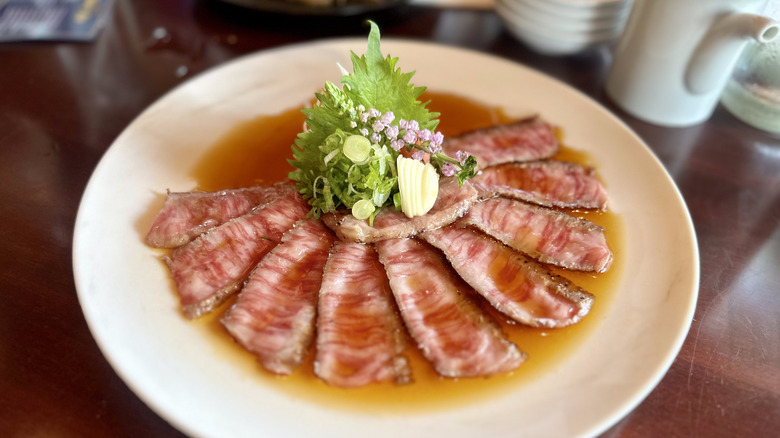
[
  {"left": 473, "top": 161, "right": 608, "bottom": 210},
  {"left": 422, "top": 226, "right": 594, "bottom": 328},
  {"left": 314, "top": 242, "right": 411, "bottom": 387},
  {"left": 323, "top": 177, "right": 477, "bottom": 243},
  {"left": 221, "top": 219, "right": 335, "bottom": 375},
  {"left": 461, "top": 197, "right": 613, "bottom": 273},
  {"left": 166, "top": 190, "right": 310, "bottom": 319},
  {"left": 146, "top": 183, "right": 293, "bottom": 248},
  {"left": 376, "top": 236, "right": 526, "bottom": 378},
  {"left": 442, "top": 117, "right": 559, "bottom": 168}
]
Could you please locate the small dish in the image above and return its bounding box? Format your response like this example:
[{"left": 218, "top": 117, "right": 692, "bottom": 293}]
[
  {"left": 513, "top": 0, "right": 631, "bottom": 30},
  {"left": 497, "top": 0, "right": 626, "bottom": 41}
]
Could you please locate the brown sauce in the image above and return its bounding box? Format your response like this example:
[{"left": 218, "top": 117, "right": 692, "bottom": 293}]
[
  {"left": 192, "top": 106, "right": 306, "bottom": 191},
  {"left": 187, "top": 92, "right": 625, "bottom": 413}
]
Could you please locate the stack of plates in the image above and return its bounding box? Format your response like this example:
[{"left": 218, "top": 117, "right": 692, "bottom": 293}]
[{"left": 496, "top": 0, "right": 633, "bottom": 56}]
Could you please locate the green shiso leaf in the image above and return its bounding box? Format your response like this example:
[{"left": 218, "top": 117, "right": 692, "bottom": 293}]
[
  {"left": 288, "top": 21, "right": 471, "bottom": 218},
  {"left": 341, "top": 23, "right": 439, "bottom": 132}
]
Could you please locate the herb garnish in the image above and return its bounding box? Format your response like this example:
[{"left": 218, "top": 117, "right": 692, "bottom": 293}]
[{"left": 288, "top": 21, "right": 477, "bottom": 222}]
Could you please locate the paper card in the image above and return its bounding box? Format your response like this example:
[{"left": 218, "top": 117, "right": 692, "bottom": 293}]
[{"left": 0, "top": 0, "right": 114, "bottom": 43}]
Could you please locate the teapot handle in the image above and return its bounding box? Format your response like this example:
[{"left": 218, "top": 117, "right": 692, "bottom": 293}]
[{"left": 685, "top": 13, "right": 779, "bottom": 95}]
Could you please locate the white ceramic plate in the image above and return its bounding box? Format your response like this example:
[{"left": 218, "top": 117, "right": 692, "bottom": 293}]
[{"left": 73, "top": 39, "right": 699, "bottom": 438}]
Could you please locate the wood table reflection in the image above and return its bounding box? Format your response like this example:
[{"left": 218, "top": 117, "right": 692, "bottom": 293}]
[{"left": 1, "top": 1, "right": 778, "bottom": 436}]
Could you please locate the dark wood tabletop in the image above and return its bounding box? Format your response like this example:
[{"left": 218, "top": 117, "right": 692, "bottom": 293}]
[{"left": 2, "top": 1, "right": 778, "bottom": 437}]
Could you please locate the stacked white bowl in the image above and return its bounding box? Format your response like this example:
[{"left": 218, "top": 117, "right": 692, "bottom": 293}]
[{"left": 496, "top": 0, "right": 634, "bottom": 56}]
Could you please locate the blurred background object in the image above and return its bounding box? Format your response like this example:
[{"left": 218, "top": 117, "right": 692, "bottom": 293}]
[
  {"left": 215, "top": 0, "right": 406, "bottom": 16},
  {"left": 494, "top": 0, "right": 632, "bottom": 56},
  {"left": 0, "top": 0, "right": 113, "bottom": 42},
  {"left": 605, "top": 0, "right": 779, "bottom": 127},
  {"left": 721, "top": 1, "right": 780, "bottom": 134}
]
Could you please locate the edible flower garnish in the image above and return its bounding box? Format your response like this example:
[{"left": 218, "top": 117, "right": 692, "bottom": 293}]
[{"left": 288, "top": 21, "right": 477, "bottom": 223}]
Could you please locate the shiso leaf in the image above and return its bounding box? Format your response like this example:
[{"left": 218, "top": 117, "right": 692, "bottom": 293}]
[{"left": 288, "top": 21, "right": 471, "bottom": 219}]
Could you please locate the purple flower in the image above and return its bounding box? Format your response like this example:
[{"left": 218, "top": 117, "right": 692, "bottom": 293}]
[
  {"left": 399, "top": 119, "right": 408, "bottom": 130},
  {"left": 403, "top": 130, "right": 417, "bottom": 144},
  {"left": 390, "top": 139, "right": 405, "bottom": 151},
  {"left": 385, "top": 125, "right": 399, "bottom": 139},
  {"left": 360, "top": 128, "right": 369, "bottom": 136},
  {"left": 360, "top": 113, "right": 370, "bottom": 123},
  {"left": 418, "top": 129, "right": 432, "bottom": 142},
  {"left": 412, "top": 149, "right": 425, "bottom": 161},
  {"left": 456, "top": 150, "right": 471, "bottom": 165},
  {"left": 367, "top": 108, "right": 381, "bottom": 118},
  {"left": 429, "top": 143, "right": 442, "bottom": 154},
  {"left": 371, "top": 120, "right": 385, "bottom": 132},
  {"left": 432, "top": 131, "right": 444, "bottom": 145},
  {"left": 380, "top": 111, "right": 395, "bottom": 125},
  {"left": 442, "top": 163, "right": 457, "bottom": 176},
  {"left": 371, "top": 132, "right": 381, "bottom": 143},
  {"left": 407, "top": 120, "right": 420, "bottom": 131}
]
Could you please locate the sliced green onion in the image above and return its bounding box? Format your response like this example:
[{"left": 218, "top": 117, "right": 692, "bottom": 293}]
[
  {"left": 352, "top": 199, "right": 376, "bottom": 220},
  {"left": 343, "top": 135, "right": 371, "bottom": 163},
  {"left": 323, "top": 149, "right": 339, "bottom": 165}
]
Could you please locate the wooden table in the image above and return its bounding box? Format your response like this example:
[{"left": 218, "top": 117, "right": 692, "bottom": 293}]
[{"left": 2, "top": 1, "right": 778, "bottom": 436}]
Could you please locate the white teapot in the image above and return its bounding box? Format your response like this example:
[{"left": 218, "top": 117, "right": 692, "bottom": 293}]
[{"left": 606, "top": 0, "right": 780, "bottom": 127}]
